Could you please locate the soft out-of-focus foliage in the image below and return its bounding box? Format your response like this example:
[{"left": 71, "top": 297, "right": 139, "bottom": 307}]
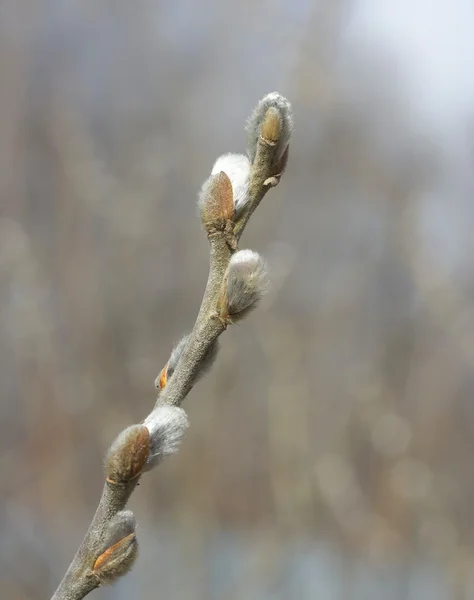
[{"left": 2, "top": 1, "right": 474, "bottom": 598}]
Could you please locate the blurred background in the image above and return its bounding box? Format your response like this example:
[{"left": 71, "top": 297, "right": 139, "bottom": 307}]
[{"left": 2, "top": 0, "right": 474, "bottom": 598}]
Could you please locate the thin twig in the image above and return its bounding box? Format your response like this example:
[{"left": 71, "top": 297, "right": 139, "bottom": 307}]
[
  {"left": 51, "top": 92, "right": 293, "bottom": 600},
  {"left": 52, "top": 481, "right": 139, "bottom": 600},
  {"left": 156, "top": 232, "right": 231, "bottom": 407},
  {"left": 157, "top": 133, "right": 279, "bottom": 406}
]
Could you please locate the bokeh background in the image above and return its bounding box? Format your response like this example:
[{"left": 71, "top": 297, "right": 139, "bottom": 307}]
[{"left": 2, "top": 1, "right": 474, "bottom": 598}]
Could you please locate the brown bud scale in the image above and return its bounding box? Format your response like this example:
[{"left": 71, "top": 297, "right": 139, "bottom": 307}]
[
  {"left": 105, "top": 425, "right": 150, "bottom": 483},
  {"left": 260, "top": 107, "right": 281, "bottom": 144},
  {"left": 93, "top": 534, "right": 136, "bottom": 571},
  {"left": 200, "top": 172, "right": 234, "bottom": 230},
  {"left": 158, "top": 363, "right": 168, "bottom": 389},
  {"left": 92, "top": 533, "right": 138, "bottom": 583}
]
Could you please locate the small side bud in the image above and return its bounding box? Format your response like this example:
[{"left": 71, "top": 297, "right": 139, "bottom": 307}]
[
  {"left": 211, "top": 153, "right": 251, "bottom": 215},
  {"left": 246, "top": 92, "right": 293, "bottom": 165},
  {"left": 156, "top": 334, "right": 219, "bottom": 390},
  {"left": 101, "top": 511, "right": 136, "bottom": 548},
  {"left": 105, "top": 425, "right": 150, "bottom": 484},
  {"left": 155, "top": 335, "right": 189, "bottom": 390},
  {"left": 219, "top": 250, "right": 268, "bottom": 322},
  {"left": 198, "top": 171, "right": 234, "bottom": 231},
  {"left": 143, "top": 404, "right": 189, "bottom": 470},
  {"left": 156, "top": 362, "right": 169, "bottom": 390},
  {"left": 93, "top": 512, "right": 138, "bottom": 584}
]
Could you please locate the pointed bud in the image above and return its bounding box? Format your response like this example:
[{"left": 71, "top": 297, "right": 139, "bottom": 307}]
[
  {"left": 211, "top": 153, "right": 251, "bottom": 216},
  {"left": 219, "top": 250, "right": 268, "bottom": 322},
  {"left": 155, "top": 334, "right": 219, "bottom": 390},
  {"left": 105, "top": 425, "right": 150, "bottom": 484},
  {"left": 142, "top": 404, "right": 189, "bottom": 470},
  {"left": 93, "top": 512, "right": 138, "bottom": 584},
  {"left": 246, "top": 92, "right": 293, "bottom": 165},
  {"left": 198, "top": 171, "right": 234, "bottom": 232}
]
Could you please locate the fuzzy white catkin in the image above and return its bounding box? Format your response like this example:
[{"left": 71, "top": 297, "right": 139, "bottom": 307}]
[
  {"left": 211, "top": 153, "right": 251, "bottom": 214},
  {"left": 246, "top": 92, "right": 293, "bottom": 163},
  {"left": 225, "top": 250, "right": 268, "bottom": 318},
  {"left": 143, "top": 405, "right": 189, "bottom": 469}
]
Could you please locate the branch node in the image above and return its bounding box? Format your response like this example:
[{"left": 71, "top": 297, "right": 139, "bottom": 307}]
[
  {"left": 210, "top": 311, "right": 228, "bottom": 329},
  {"left": 263, "top": 176, "right": 280, "bottom": 187},
  {"left": 224, "top": 220, "right": 237, "bottom": 250},
  {"left": 260, "top": 135, "right": 277, "bottom": 147}
]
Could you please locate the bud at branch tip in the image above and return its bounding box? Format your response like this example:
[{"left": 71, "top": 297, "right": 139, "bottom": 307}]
[{"left": 246, "top": 92, "right": 293, "bottom": 166}]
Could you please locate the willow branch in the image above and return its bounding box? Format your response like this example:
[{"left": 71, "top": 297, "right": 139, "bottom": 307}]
[
  {"left": 156, "top": 163, "right": 266, "bottom": 407},
  {"left": 155, "top": 232, "right": 231, "bottom": 407},
  {"left": 233, "top": 132, "right": 285, "bottom": 240},
  {"left": 158, "top": 95, "right": 292, "bottom": 407},
  {"left": 52, "top": 481, "right": 139, "bottom": 600},
  {"left": 51, "top": 92, "right": 293, "bottom": 600}
]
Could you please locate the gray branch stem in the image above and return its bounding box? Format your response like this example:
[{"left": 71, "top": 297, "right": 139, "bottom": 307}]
[{"left": 51, "top": 118, "right": 284, "bottom": 600}]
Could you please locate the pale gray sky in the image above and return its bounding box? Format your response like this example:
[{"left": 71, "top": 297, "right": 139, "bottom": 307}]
[
  {"left": 349, "top": 0, "right": 474, "bottom": 131},
  {"left": 343, "top": 0, "right": 474, "bottom": 273}
]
